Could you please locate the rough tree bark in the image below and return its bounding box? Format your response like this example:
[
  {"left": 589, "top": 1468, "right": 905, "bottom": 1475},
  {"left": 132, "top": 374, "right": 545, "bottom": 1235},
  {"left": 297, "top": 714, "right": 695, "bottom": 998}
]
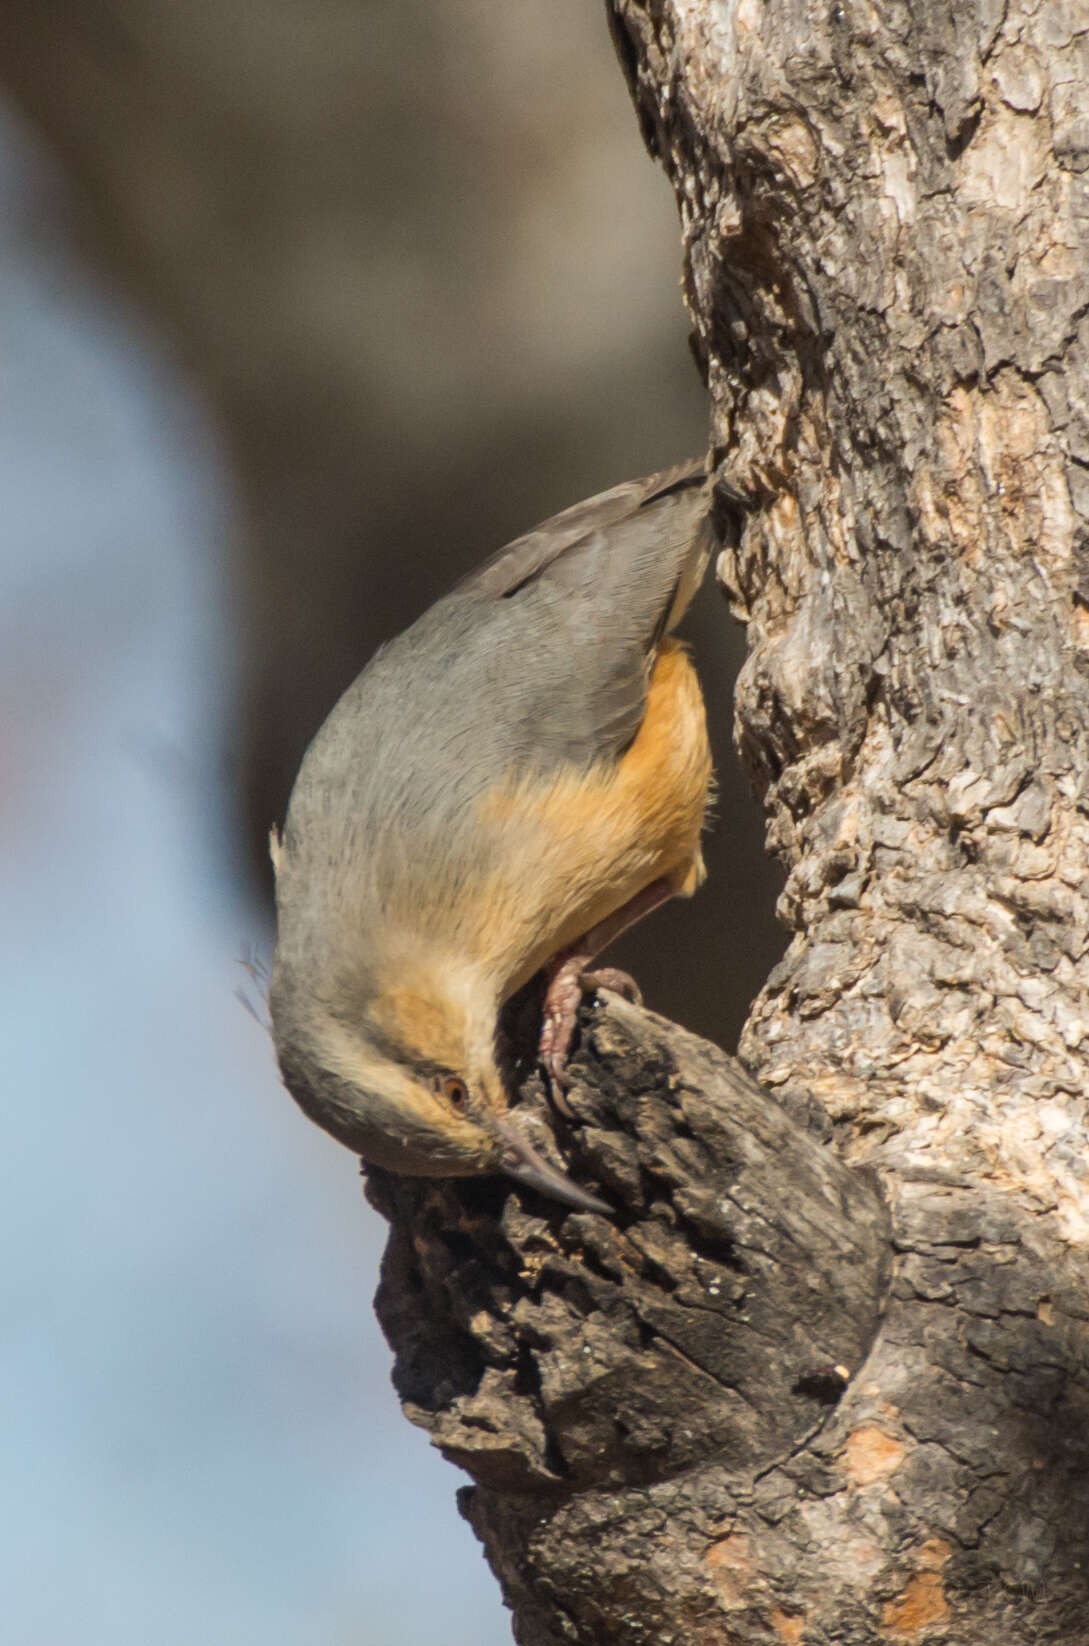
[{"left": 369, "top": 3, "right": 1089, "bottom": 1642}]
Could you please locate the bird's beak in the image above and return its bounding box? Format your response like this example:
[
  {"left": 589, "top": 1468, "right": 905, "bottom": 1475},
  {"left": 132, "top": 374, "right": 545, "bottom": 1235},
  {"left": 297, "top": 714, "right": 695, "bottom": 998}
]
[{"left": 493, "top": 1118, "right": 610, "bottom": 1215}]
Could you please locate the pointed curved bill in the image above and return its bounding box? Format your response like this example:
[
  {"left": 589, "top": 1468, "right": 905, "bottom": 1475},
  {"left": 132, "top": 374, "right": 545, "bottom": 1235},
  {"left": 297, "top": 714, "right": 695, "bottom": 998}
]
[{"left": 493, "top": 1118, "right": 610, "bottom": 1215}]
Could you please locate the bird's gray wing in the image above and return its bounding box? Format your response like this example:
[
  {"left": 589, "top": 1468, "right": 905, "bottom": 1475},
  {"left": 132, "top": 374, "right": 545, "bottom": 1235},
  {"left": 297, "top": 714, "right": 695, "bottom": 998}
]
[
  {"left": 273, "top": 459, "right": 713, "bottom": 977},
  {"left": 452, "top": 458, "right": 712, "bottom": 764},
  {"left": 464, "top": 458, "right": 708, "bottom": 604}
]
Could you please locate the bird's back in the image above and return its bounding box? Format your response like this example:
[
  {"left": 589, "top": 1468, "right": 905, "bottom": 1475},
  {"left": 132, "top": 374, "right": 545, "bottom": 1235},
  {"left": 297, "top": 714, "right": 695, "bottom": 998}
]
[{"left": 275, "top": 461, "right": 712, "bottom": 985}]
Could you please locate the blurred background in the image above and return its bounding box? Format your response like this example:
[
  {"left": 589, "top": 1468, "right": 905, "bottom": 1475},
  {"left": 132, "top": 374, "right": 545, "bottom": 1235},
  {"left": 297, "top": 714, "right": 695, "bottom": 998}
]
[{"left": 0, "top": 5, "right": 782, "bottom": 1643}]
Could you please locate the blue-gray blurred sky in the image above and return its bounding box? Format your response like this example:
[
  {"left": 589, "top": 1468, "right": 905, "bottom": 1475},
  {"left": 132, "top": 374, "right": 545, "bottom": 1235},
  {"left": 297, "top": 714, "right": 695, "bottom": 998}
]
[{"left": 0, "top": 106, "right": 509, "bottom": 1646}]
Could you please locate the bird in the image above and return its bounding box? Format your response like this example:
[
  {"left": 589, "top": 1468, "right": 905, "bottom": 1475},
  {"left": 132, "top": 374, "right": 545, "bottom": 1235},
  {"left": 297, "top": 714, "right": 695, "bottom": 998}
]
[{"left": 269, "top": 459, "right": 715, "bottom": 1214}]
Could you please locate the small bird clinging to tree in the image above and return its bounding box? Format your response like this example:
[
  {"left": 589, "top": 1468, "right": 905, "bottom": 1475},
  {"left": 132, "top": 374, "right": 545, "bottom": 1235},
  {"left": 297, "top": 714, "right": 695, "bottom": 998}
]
[{"left": 269, "top": 459, "right": 715, "bottom": 1213}]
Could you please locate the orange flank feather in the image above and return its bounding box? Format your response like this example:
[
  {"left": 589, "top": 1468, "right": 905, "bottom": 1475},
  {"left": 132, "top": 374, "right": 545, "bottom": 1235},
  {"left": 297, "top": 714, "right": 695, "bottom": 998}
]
[{"left": 475, "top": 639, "right": 713, "bottom": 997}]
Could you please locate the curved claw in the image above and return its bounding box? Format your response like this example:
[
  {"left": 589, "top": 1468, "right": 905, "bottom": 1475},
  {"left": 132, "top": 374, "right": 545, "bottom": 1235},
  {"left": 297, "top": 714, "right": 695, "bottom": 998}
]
[{"left": 579, "top": 966, "right": 643, "bottom": 1007}]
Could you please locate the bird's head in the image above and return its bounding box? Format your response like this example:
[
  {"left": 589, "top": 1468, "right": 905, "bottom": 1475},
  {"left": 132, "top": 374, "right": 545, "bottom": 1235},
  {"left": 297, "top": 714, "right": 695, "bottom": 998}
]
[{"left": 269, "top": 954, "right": 607, "bottom": 1214}]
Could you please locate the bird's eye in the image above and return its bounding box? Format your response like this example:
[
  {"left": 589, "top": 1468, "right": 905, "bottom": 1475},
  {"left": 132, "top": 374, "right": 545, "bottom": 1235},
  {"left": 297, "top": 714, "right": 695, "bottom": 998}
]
[{"left": 441, "top": 1076, "right": 469, "bottom": 1112}]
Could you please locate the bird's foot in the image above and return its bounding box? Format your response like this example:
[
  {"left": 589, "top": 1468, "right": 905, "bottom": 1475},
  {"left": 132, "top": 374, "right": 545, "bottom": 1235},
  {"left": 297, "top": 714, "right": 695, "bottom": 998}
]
[
  {"left": 539, "top": 956, "right": 583, "bottom": 1117},
  {"left": 537, "top": 878, "right": 669, "bottom": 1116},
  {"left": 539, "top": 960, "right": 642, "bottom": 1117}
]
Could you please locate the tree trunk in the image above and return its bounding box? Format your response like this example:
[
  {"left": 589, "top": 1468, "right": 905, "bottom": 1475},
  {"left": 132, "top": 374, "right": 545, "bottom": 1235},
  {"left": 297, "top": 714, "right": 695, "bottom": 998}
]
[{"left": 371, "top": 2, "right": 1089, "bottom": 1640}]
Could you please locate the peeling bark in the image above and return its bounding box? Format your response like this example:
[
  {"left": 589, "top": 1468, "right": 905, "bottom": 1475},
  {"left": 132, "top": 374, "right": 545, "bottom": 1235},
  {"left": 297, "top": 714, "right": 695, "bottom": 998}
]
[{"left": 373, "top": 1, "right": 1089, "bottom": 1640}]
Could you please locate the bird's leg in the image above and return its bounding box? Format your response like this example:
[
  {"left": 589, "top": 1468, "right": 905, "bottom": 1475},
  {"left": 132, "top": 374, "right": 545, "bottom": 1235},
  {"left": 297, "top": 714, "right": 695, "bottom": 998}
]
[{"left": 539, "top": 876, "right": 674, "bottom": 1111}]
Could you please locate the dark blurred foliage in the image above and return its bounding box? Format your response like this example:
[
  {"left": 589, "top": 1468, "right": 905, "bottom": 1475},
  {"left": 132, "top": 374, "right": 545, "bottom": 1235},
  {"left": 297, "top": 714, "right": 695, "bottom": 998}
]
[{"left": 2, "top": 0, "right": 783, "bottom": 1048}]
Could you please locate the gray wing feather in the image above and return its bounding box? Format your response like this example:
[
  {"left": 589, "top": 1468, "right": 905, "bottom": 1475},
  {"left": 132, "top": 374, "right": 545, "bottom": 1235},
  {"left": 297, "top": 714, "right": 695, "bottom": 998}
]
[
  {"left": 451, "top": 456, "right": 711, "bottom": 762},
  {"left": 465, "top": 457, "right": 707, "bottom": 606},
  {"left": 278, "top": 459, "right": 712, "bottom": 959}
]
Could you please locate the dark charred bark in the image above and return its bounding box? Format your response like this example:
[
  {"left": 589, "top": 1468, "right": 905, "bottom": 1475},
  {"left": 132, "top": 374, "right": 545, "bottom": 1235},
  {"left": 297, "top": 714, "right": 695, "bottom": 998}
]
[{"left": 367, "top": 992, "right": 889, "bottom": 1639}]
